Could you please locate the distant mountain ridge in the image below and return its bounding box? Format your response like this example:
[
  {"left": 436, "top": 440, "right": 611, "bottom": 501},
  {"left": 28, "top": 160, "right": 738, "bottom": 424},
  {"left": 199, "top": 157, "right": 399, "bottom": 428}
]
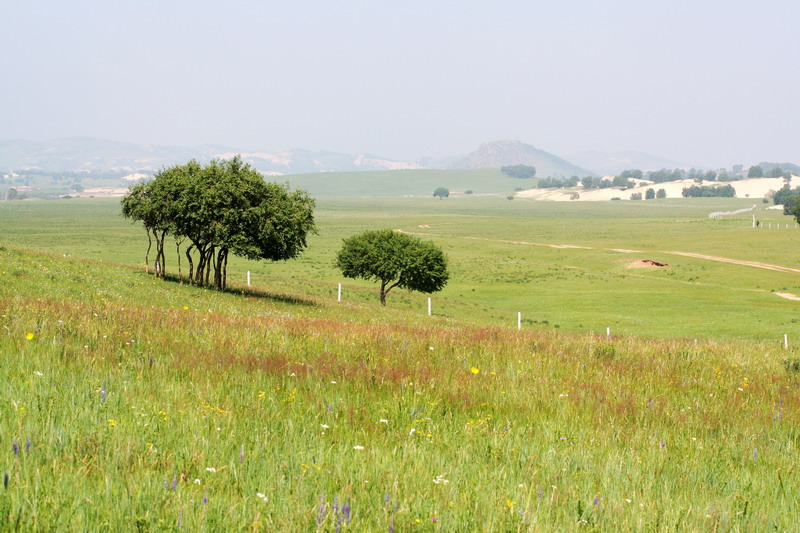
[
  {"left": 0, "top": 138, "right": 422, "bottom": 175},
  {"left": 452, "top": 140, "right": 595, "bottom": 177}
]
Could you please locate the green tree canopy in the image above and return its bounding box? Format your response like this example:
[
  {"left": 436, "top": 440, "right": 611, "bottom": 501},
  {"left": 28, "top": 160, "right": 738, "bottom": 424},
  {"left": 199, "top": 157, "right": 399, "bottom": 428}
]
[
  {"left": 500, "top": 165, "right": 537, "bottom": 179},
  {"left": 748, "top": 165, "right": 764, "bottom": 178},
  {"left": 121, "top": 157, "right": 315, "bottom": 290},
  {"left": 335, "top": 229, "right": 449, "bottom": 306},
  {"left": 433, "top": 187, "right": 450, "bottom": 199}
]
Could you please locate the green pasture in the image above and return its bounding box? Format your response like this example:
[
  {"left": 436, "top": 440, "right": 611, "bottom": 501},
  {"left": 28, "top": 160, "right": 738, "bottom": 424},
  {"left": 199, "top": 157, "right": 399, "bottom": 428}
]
[
  {"left": 1, "top": 244, "right": 800, "bottom": 530},
  {"left": 1, "top": 195, "right": 800, "bottom": 339}
]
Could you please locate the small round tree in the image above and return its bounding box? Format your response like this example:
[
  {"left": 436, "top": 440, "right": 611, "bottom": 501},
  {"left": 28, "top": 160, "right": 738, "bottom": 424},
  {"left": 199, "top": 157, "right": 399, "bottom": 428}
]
[
  {"left": 433, "top": 187, "right": 449, "bottom": 200},
  {"left": 336, "top": 229, "right": 449, "bottom": 306}
]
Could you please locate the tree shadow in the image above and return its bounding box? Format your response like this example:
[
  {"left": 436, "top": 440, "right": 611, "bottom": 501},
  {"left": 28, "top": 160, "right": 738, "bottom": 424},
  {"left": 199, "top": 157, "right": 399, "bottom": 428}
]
[{"left": 160, "top": 272, "right": 318, "bottom": 307}]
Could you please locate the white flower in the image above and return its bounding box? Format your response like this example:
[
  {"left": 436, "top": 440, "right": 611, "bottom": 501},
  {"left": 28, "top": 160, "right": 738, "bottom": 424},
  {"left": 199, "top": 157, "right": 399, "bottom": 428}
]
[
  {"left": 433, "top": 474, "right": 449, "bottom": 485},
  {"left": 379, "top": 419, "right": 388, "bottom": 424},
  {"left": 321, "top": 424, "right": 330, "bottom": 429},
  {"left": 330, "top": 381, "right": 337, "bottom": 384},
  {"left": 256, "top": 492, "right": 268, "bottom": 502},
  {"left": 409, "top": 428, "right": 416, "bottom": 436},
  {"left": 429, "top": 346, "right": 434, "bottom": 350},
  {"left": 205, "top": 467, "right": 216, "bottom": 472},
  {"left": 33, "top": 371, "right": 43, "bottom": 376},
  {"left": 194, "top": 479, "right": 201, "bottom": 484},
  {"left": 353, "top": 445, "right": 365, "bottom": 450}
]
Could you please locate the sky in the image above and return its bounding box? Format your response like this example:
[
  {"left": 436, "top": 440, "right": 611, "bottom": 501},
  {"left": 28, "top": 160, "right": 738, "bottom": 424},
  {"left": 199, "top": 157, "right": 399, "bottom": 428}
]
[{"left": 1, "top": 0, "right": 799, "bottom": 168}]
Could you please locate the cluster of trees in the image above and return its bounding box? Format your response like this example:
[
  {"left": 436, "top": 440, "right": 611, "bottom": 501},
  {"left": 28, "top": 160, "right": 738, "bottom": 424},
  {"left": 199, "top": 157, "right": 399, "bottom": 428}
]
[
  {"left": 681, "top": 184, "right": 736, "bottom": 198},
  {"left": 121, "top": 157, "right": 316, "bottom": 291},
  {"left": 536, "top": 176, "right": 580, "bottom": 189},
  {"left": 580, "top": 175, "right": 636, "bottom": 190},
  {"left": 501, "top": 165, "right": 537, "bottom": 179}
]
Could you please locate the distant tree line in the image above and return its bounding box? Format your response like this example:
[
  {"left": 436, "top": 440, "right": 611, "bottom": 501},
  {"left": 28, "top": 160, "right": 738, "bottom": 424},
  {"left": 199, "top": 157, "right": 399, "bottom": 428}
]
[
  {"left": 681, "top": 184, "right": 736, "bottom": 198},
  {"left": 501, "top": 165, "right": 537, "bottom": 179}
]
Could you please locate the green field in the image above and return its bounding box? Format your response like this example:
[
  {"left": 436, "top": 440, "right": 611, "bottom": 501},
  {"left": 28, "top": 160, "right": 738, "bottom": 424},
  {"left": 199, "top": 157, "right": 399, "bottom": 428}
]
[
  {"left": 2, "top": 195, "right": 800, "bottom": 530},
  {"left": 2, "top": 196, "right": 799, "bottom": 340}
]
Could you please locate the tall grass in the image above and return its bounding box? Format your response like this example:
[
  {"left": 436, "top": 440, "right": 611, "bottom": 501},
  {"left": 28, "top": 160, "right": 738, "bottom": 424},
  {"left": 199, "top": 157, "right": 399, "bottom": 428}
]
[{"left": 1, "top": 246, "right": 799, "bottom": 530}]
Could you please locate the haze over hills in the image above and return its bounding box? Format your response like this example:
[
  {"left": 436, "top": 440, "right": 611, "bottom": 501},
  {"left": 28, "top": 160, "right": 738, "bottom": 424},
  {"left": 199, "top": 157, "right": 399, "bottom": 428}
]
[
  {"left": 0, "top": 138, "right": 422, "bottom": 175},
  {"left": 565, "top": 150, "right": 691, "bottom": 176},
  {"left": 1, "top": 137, "right": 614, "bottom": 177}
]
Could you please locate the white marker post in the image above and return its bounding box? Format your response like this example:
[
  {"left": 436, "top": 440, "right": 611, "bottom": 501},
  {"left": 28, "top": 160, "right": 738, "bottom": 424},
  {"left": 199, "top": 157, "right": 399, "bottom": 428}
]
[
  {"left": 752, "top": 214, "right": 755, "bottom": 228},
  {"left": 785, "top": 334, "right": 789, "bottom": 349},
  {"left": 428, "top": 297, "right": 431, "bottom": 316},
  {"left": 606, "top": 327, "right": 610, "bottom": 338},
  {"left": 518, "top": 312, "right": 521, "bottom": 330},
  {"left": 247, "top": 271, "right": 251, "bottom": 287},
  {"left": 338, "top": 283, "right": 342, "bottom": 302}
]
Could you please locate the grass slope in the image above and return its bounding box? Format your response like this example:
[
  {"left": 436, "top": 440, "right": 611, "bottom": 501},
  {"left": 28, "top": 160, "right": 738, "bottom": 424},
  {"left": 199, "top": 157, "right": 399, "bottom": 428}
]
[
  {"left": 1, "top": 246, "right": 800, "bottom": 530},
  {"left": 2, "top": 197, "right": 800, "bottom": 339}
]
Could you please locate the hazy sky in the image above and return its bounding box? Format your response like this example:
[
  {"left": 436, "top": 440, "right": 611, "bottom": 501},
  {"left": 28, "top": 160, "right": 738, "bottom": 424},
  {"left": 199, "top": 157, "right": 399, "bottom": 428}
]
[{"left": 2, "top": 0, "right": 798, "bottom": 167}]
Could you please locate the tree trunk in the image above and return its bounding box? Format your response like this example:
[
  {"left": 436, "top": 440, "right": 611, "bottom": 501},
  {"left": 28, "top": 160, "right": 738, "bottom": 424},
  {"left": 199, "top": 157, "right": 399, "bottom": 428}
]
[
  {"left": 222, "top": 251, "right": 228, "bottom": 290},
  {"left": 186, "top": 244, "right": 195, "bottom": 284},
  {"left": 175, "top": 238, "right": 183, "bottom": 282},
  {"left": 380, "top": 280, "right": 387, "bottom": 306},
  {"left": 145, "top": 228, "right": 152, "bottom": 274}
]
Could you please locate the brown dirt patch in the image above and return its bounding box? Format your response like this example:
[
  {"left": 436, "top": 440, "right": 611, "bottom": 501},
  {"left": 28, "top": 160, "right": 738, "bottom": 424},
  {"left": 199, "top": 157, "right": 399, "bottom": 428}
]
[{"left": 627, "top": 259, "right": 670, "bottom": 269}]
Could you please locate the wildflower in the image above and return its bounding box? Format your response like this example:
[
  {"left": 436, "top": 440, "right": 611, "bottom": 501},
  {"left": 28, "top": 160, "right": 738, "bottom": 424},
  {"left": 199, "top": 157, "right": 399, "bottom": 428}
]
[
  {"left": 25, "top": 438, "right": 30, "bottom": 453},
  {"left": 205, "top": 467, "right": 217, "bottom": 472},
  {"left": 429, "top": 346, "right": 434, "bottom": 351},
  {"left": 194, "top": 479, "right": 201, "bottom": 485},
  {"left": 433, "top": 474, "right": 449, "bottom": 485},
  {"left": 593, "top": 495, "right": 599, "bottom": 505},
  {"left": 33, "top": 371, "right": 43, "bottom": 376},
  {"left": 183, "top": 306, "right": 189, "bottom": 310},
  {"left": 12, "top": 440, "right": 19, "bottom": 456},
  {"left": 379, "top": 419, "right": 388, "bottom": 424},
  {"left": 409, "top": 428, "right": 416, "bottom": 436},
  {"left": 321, "top": 424, "right": 330, "bottom": 429},
  {"left": 203, "top": 492, "right": 208, "bottom": 504},
  {"left": 25, "top": 333, "right": 34, "bottom": 340},
  {"left": 256, "top": 492, "right": 268, "bottom": 502},
  {"left": 107, "top": 419, "right": 116, "bottom": 428},
  {"left": 353, "top": 445, "right": 365, "bottom": 450},
  {"left": 754, "top": 447, "right": 758, "bottom": 460},
  {"left": 470, "top": 367, "right": 479, "bottom": 374}
]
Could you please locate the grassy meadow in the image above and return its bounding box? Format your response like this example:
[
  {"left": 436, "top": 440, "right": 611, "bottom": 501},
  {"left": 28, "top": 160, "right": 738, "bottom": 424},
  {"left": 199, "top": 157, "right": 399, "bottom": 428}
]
[{"left": 2, "top": 194, "right": 800, "bottom": 530}]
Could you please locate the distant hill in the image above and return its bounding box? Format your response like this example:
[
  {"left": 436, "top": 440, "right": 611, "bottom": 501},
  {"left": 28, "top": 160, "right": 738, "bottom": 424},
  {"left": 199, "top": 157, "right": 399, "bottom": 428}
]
[
  {"left": 0, "top": 138, "right": 421, "bottom": 175},
  {"left": 452, "top": 140, "right": 594, "bottom": 178},
  {"left": 566, "top": 150, "right": 690, "bottom": 176}
]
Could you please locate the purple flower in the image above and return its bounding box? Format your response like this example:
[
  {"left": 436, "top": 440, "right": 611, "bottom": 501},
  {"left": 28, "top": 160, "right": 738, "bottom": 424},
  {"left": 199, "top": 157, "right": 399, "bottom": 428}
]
[
  {"left": 342, "top": 504, "right": 351, "bottom": 523},
  {"left": 754, "top": 447, "right": 758, "bottom": 460},
  {"left": 25, "top": 438, "right": 31, "bottom": 453},
  {"left": 384, "top": 492, "right": 390, "bottom": 506},
  {"left": 317, "top": 492, "right": 326, "bottom": 526},
  {"left": 240, "top": 444, "right": 244, "bottom": 463},
  {"left": 203, "top": 492, "right": 208, "bottom": 504},
  {"left": 11, "top": 440, "right": 19, "bottom": 456},
  {"left": 593, "top": 495, "right": 599, "bottom": 506},
  {"left": 171, "top": 475, "right": 178, "bottom": 491}
]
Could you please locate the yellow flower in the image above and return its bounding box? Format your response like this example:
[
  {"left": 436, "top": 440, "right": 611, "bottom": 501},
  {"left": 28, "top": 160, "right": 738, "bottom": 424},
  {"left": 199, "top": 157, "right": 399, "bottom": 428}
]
[
  {"left": 470, "top": 367, "right": 480, "bottom": 374},
  {"left": 25, "top": 333, "right": 34, "bottom": 340},
  {"left": 183, "top": 306, "right": 189, "bottom": 310},
  {"left": 108, "top": 419, "right": 117, "bottom": 427}
]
